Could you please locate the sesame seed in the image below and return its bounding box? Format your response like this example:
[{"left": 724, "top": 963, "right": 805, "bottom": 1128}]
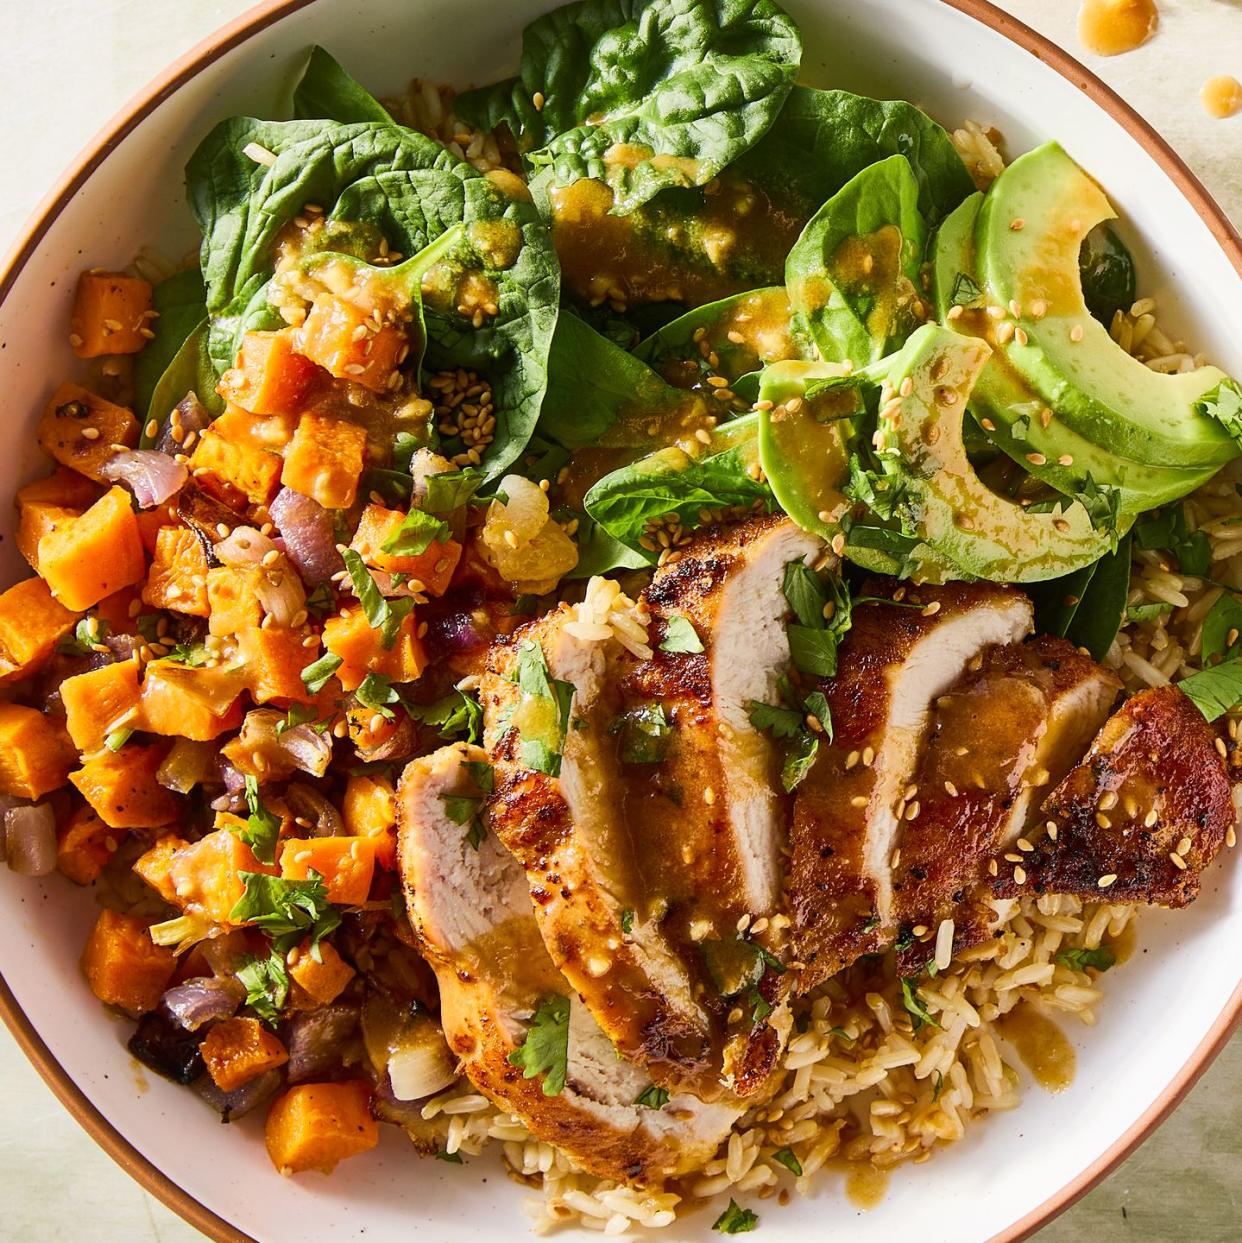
[
  {"left": 1098, "top": 790, "right": 1118, "bottom": 811},
  {"left": 988, "top": 859, "right": 999, "bottom": 876},
  {"left": 1070, "top": 324, "right": 1085, "bottom": 343},
  {"left": 532, "top": 91, "right": 545, "bottom": 111},
  {"left": 81, "top": 427, "right": 100, "bottom": 441},
  {"left": 1017, "top": 837, "right": 1034, "bottom": 853},
  {"left": 862, "top": 747, "right": 875, "bottom": 766},
  {"left": 1169, "top": 852, "right": 1187, "bottom": 871},
  {"left": 1177, "top": 836, "right": 1193, "bottom": 857},
  {"left": 1009, "top": 218, "right": 1025, "bottom": 231},
  {"left": 1057, "top": 454, "right": 1074, "bottom": 466},
  {"left": 831, "top": 532, "right": 847, "bottom": 557},
  {"left": 1215, "top": 736, "right": 1228, "bottom": 758},
  {"left": 1025, "top": 452, "right": 1047, "bottom": 466},
  {"left": 845, "top": 750, "right": 860, "bottom": 770},
  {"left": 850, "top": 795, "right": 869, "bottom": 808},
  {"left": 704, "top": 787, "right": 716, "bottom": 805},
  {"left": 1047, "top": 824, "right": 1058, "bottom": 842},
  {"left": 921, "top": 601, "right": 941, "bottom": 617},
  {"left": 1095, "top": 812, "right": 1111, "bottom": 829},
  {"left": 1228, "top": 827, "right": 1237, "bottom": 848},
  {"left": 1097, "top": 873, "right": 1118, "bottom": 888},
  {"left": 1013, "top": 865, "right": 1027, "bottom": 884},
  {"left": 1014, "top": 328, "right": 1029, "bottom": 347}
]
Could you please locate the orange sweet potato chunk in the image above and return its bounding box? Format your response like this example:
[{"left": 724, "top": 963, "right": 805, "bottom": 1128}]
[
  {"left": 201, "top": 1016, "right": 290, "bottom": 1091},
  {"left": 37, "top": 382, "right": 138, "bottom": 481},
  {"left": 265, "top": 1081, "right": 378, "bottom": 1174},
  {"left": 38, "top": 486, "right": 146, "bottom": 611},
  {"left": 0, "top": 576, "right": 80, "bottom": 683},
  {"left": 348, "top": 502, "right": 462, "bottom": 594},
  {"left": 17, "top": 467, "right": 102, "bottom": 510},
  {"left": 132, "top": 834, "right": 189, "bottom": 904},
  {"left": 237, "top": 627, "right": 318, "bottom": 704},
  {"left": 166, "top": 828, "right": 277, "bottom": 923},
  {"left": 218, "top": 330, "right": 317, "bottom": 416},
  {"left": 0, "top": 704, "right": 76, "bottom": 799},
  {"left": 189, "top": 406, "right": 284, "bottom": 506},
  {"left": 80, "top": 908, "right": 175, "bottom": 1016},
  {"left": 280, "top": 411, "right": 367, "bottom": 510},
  {"left": 279, "top": 836, "right": 376, "bottom": 906},
  {"left": 143, "top": 526, "right": 210, "bottom": 616},
  {"left": 57, "top": 804, "right": 121, "bottom": 886},
  {"left": 342, "top": 774, "right": 397, "bottom": 871},
  {"left": 17, "top": 502, "right": 80, "bottom": 572},
  {"left": 288, "top": 939, "right": 356, "bottom": 1005},
  {"left": 69, "top": 743, "right": 179, "bottom": 829},
  {"left": 70, "top": 271, "right": 153, "bottom": 357},
  {"left": 60, "top": 658, "right": 142, "bottom": 754},
  {"left": 297, "top": 296, "right": 408, "bottom": 393},
  {"left": 322, "top": 608, "right": 425, "bottom": 692}
]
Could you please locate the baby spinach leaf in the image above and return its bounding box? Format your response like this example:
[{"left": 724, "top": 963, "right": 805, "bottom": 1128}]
[
  {"left": 186, "top": 94, "right": 559, "bottom": 477},
  {"left": 583, "top": 435, "right": 770, "bottom": 563},
  {"left": 786, "top": 154, "right": 929, "bottom": 365},
  {"left": 291, "top": 45, "right": 392, "bottom": 124},
  {"left": 1029, "top": 534, "right": 1132, "bottom": 662},
  {"left": 133, "top": 268, "right": 210, "bottom": 422},
  {"left": 568, "top": 514, "right": 653, "bottom": 578},
  {"left": 457, "top": 0, "right": 801, "bottom": 214},
  {"left": 1079, "top": 223, "right": 1136, "bottom": 327},
  {"left": 1179, "top": 662, "right": 1242, "bottom": 722},
  {"left": 142, "top": 321, "right": 225, "bottom": 448},
  {"left": 1201, "top": 592, "right": 1242, "bottom": 665}
]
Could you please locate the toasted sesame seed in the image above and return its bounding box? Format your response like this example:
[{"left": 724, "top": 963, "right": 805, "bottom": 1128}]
[
  {"left": 1009, "top": 218, "right": 1025, "bottom": 231},
  {"left": 704, "top": 787, "right": 715, "bottom": 805},
  {"left": 1070, "top": 324, "right": 1085, "bottom": 343},
  {"left": 1097, "top": 873, "right": 1118, "bottom": 889},
  {"left": 862, "top": 746, "right": 875, "bottom": 766},
  {"left": 1047, "top": 824, "right": 1058, "bottom": 842},
  {"left": 1169, "top": 852, "right": 1187, "bottom": 871},
  {"left": 1098, "top": 790, "right": 1118, "bottom": 811},
  {"left": 1215, "top": 736, "right": 1228, "bottom": 758},
  {"left": 845, "top": 750, "right": 860, "bottom": 770},
  {"left": 850, "top": 795, "right": 869, "bottom": 808},
  {"left": 81, "top": 426, "right": 101, "bottom": 441},
  {"left": 921, "top": 601, "right": 941, "bottom": 617},
  {"left": 1013, "top": 865, "right": 1027, "bottom": 884},
  {"left": 1228, "top": 827, "right": 1237, "bottom": 848},
  {"left": 1095, "top": 812, "right": 1112, "bottom": 829},
  {"left": 1025, "top": 452, "right": 1047, "bottom": 466}
]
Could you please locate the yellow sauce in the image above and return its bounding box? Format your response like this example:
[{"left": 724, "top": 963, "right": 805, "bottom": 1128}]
[
  {"left": 1078, "top": 0, "right": 1159, "bottom": 57},
  {"left": 845, "top": 1162, "right": 890, "bottom": 1209},
  {"left": 1202, "top": 76, "right": 1242, "bottom": 119},
  {"left": 998, "top": 1003, "right": 1076, "bottom": 1092},
  {"left": 1109, "top": 919, "right": 1139, "bottom": 965}
]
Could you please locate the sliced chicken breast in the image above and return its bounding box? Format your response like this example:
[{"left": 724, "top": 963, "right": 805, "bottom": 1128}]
[
  {"left": 397, "top": 743, "right": 740, "bottom": 1183},
  {"left": 996, "top": 686, "right": 1233, "bottom": 906},
  {"left": 891, "top": 636, "right": 1120, "bottom": 972},
  {"left": 787, "top": 580, "right": 1034, "bottom": 990},
  {"left": 482, "top": 610, "right": 716, "bottom": 1091}
]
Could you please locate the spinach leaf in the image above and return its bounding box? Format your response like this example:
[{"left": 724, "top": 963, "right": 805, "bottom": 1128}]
[
  {"left": 583, "top": 432, "right": 770, "bottom": 563},
  {"left": 133, "top": 268, "right": 210, "bottom": 427},
  {"left": 1134, "top": 505, "right": 1210, "bottom": 577},
  {"left": 141, "top": 320, "right": 225, "bottom": 447},
  {"left": 291, "top": 46, "right": 392, "bottom": 124},
  {"left": 1201, "top": 592, "right": 1242, "bottom": 665},
  {"left": 786, "top": 154, "right": 928, "bottom": 365},
  {"left": 1079, "top": 224, "right": 1136, "bottom": 327},
  {"left": 568, "top": 514, "right": 653, "bottom": 578},
  {"left": 457, "top": 0, "right": 801, "bottom": 214},
  {"left": 1029, "top": 534, "right": 1132, "bottom": 662},
  {"left": 186, "top": 90, "right": 559, "bottom": 477},
  {"left": 1178, "top": 662, "right": 1242, "bottom": 722}
]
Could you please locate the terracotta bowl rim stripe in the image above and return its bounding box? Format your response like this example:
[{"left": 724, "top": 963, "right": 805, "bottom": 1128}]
[{"left": 1, "top": 1, "right": 1240, "bottom": 1241}]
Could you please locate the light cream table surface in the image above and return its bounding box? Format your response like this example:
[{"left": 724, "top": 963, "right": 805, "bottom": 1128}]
[{"left": 0, "top": 1, "right": 1239, "bottom": 1240}]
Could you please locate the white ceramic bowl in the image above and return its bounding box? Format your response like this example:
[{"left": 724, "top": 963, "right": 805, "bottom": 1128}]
[{"left": 1, "top": 2, "right": 1240, "bottom": 1240}]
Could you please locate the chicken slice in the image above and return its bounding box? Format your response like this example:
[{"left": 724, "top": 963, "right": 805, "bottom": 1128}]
[
  {"left": 396, "top": 743, "right": 740, "bottom": 1184},
  {"left": 787, "top": 580, "right": 1034, "bottom": 991},
  {"left": 482, "top": 609, "right": 715, "bottom": 1091},
  {"left": 995, "top": 686, "right": 1233, "bottom": 905},
  {"left": 891, "top": 636, "right": 1120, "bottom": 972}
]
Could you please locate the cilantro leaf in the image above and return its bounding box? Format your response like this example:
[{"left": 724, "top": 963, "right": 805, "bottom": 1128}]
[
  {"left": 57, "top": 616, "right": 107, "bottom": 657},
  {"left": 408, "top": 689, "right": 483, "bottom": 745},
  {"left": 341, "top": 547, "right": 411, "bottom": 648},
  {"left": 659, "top": 615, "right": 704, "bottom": 654},
  {"left": 1135, "top": 505, "right": 1211, "bottom": 578},
  {"left": 229, "top": 871, "right": 342, "bottom": 952},
  {"left": 746, "top": 985, "right": 773, "bottom": 1023},
  {"left": 746, "top": 700, "right": 803, "bottom": 739},
  {"left": 780, "top": 729, "right": 819, "bottom": 793},
  {"left": 236, "top": 949, "right": 289, "bottom": 1023},
  {"left": 232, "top": 774, "right": 281, "bottom": 865},
  {"left": 634, "top": 1084, "right": 669, "bottom": 1110},
  {"left": 1196, "top": 378, "right": 1242, "bottom": 447},
  {"left": 507, "top": 995, "right": 570, "bottom": 1096},
  {"left": 899, "top": 978, "right": 941, "bottom": 1033},
  {"left": 620, "top": 908, "right": 636, "bottom": 935},
  {"left": 771, "top": 1146, "right": 803, "bottom": 1177},
  {"left": 713, "top": 1200, "right": 758, "bottom": 1234},
  {"left": 277, "top": 702, "right": 321, "bottom": 736},
  {"left": 463, "top": 759, "right": 494, "bottom": 795},
  {"left": 356, "top": 672, "right": 402, "bottom": 720},
  {"left": 787, "top": 626, "right": 840, "bottom": 678},
  {"left": 443, "top": 794, "right": 486, "bottom": 849},
  {"left": 803, "top": 691, "right": 832, "bottom": 740},
  {"left": 435, "top": 1149, "right": 464, "bottom": 1164},
  {"left": 381, "top": 508, "right": 452, "bottom": 557},
  {"left": 164, "top": 641, "right": 209, "bottom": 667},
  {"left": 304, "top": 581, "right": 336, "bottom": 617},
  {"left": 505, "top": 640, "right": 575, "bottom": 777},
  {"left": 610, "top": 703, "right": 672, "bottom": 764},
  {"left": 1055, "top": 945, "right": 1116, "bottom": 972},
  {"left": 301, "top": 652, "right": 343, "bottom": 694},
  {"left": 782, "top": 562, "right": 829, "bottom": 628},
  {"left": 1201, "top": 593, "right": 1242, "bottom": 664},
  {"left": 1126, "top": 602, "right": 1172, "bottom": 624}
]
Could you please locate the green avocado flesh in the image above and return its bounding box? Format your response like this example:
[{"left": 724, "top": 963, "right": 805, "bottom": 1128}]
[
  {"left": 933, "top": 191, "right": 1221, "bottom": 512},
  {"left": 974, "top": 142, "right": 1236, "bottom": 471},
  {"left": 877, "top": 325, "right": 1117, "bottom": 583}
]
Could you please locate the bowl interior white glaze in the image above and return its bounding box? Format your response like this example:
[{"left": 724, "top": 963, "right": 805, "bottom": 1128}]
[{"left": 1, "top": 2, "right": 1240, "bottom": 1240}]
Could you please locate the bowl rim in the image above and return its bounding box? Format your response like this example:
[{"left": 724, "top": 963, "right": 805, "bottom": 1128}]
[{"left": 1, "top": 1, "right": 1239, "bottom": 1240}]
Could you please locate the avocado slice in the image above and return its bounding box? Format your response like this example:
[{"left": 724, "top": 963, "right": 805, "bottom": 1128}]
[
  {"left": 974, "top": 143, "right": 1236, "bottom": 470},
  {"left": 933, "top": 193, "right": 1220, "bottom": 511},
  {"left": 876, "top": 325, "right": 1119, "bottom": 582}
]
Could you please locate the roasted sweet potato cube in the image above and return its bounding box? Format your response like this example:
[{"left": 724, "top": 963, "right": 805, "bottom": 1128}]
[
  {"left": 297, "top": 296, "right": 408, "bottom": 393},
  {"left": 0, "top": 577, "right": 80, "bottom": 683},
  {"left": 17, "top": 467, "right": 102, "bottom": 510},
  {"left": 205, "top": 565, "right": 265, "bottom": 636},
  {"left": 342, "top": 774, "right": 397, "bottom": 871},
  {"left": 38, "top": 486, "right": 146, "bottom": 611},
  {"left": 189, "top": 406, "right": 284, "bottom": 505},
  {"left": 202, "top": 1016, "right": 290, "bottom": 1091},
  {"left": 348, "top": 502, "right": 462, "bottom": 594},
  {"left": 17, "top": 502, "right": 80, "bottom": 571},
  {"left": 60, "top": 658, "right": 142, "bottom": 753},
  {"left": 69, "top": 743, "right": 179, "bottom": 829},
  {"left": 132, "top": 834, "right": 188, "bottom": 904},
  {"left": 280, "top": 411, "right": 367, "bottom": 510},
  {"left": 139, "top": 663, "right": 244, "bottom": 742},
  {"left": 265, "top": 1080, "right": 378, "bottom": 1174},
  {"left": 280, "top": 836, "right": 376, "bottom": 906},
  {"left": 167, "top": 828, "right": 277, "bottom": 923},
  {"left": 322, "top": 608, "right": 425, "bottom": 692},
  {"left": 70, "top": 271, "right": 153, "bottom": 357},
  {"left": 288, "top": 939, "right": 355, "bottom": 1004},
  {"left": 219, "top": 331, "right": 317, "bottom": 416},
  {"left": 143, "top": 525, "right": 210, "bottom": 616},
  {"left": 0, "top": 703, "right": 76, "bottom": 798},
  {"left": 81, "top": 909, "right": 176, "bottom": 1016},
  {"left": 37, "top": 382, "right": 138, "bottom": 481},
  {"left": 237, "top": 627, "right": 318, "bottom": 704},
  {"left": 57, "top": 804, "right": 121, "bottom": 885}
]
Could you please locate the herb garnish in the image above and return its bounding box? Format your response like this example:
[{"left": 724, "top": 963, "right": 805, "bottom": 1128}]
[
  {"left": 231, "top": 774, "right": 281, "bottom": 865},
  {"left": 507, "top": 995, "right": 570, "bottom": 1097},
  {"left": 1055, "top": 946, "right": 1116, "bottom": 973},
  {"left": 747, "top": 676, "right": 832, "bottom": 793},
  {"left": 899, "top": 977, "right": 940, "bottom": 1032},
  {"left": 501, "top": 639, "right": 575, "bottom": 777},
  {"left": 356, "top": 671, "right": 403, "bottom": 720},
  {"left": 381, "top": 508, "right": 452, "bottom": 557},
  {"left": 610, "top": 702, "right": 672, "bottom": 764},
  {"left": 771, "top": 1146, "right": 803, "bottom": 1177},
  {"left": 236, "top": 949, "right": 289, "bottom": 1023},
  {"left": 342, "top": 547, "right": 414, "bottom": 648},
  {"left": 408, "top": 688, "right": 484, "bottom": 745},
  {"left": 228, "top": 871, "right": 341, "bottom": 956},
  {"left": 659, "top": 615, "right": 705, "bottom": 654},
  {"left": 634, "top": 1084, "right": 670, "bottom": 1110},
  {"left": 782, "top": 561, "right": 851, "bottom": 678},
  {"left": 300, "top": 651, "right": 343, "bottom": 694},
  {"left": 712, "top": 1199, "right": 758, "bottom": 1234}
]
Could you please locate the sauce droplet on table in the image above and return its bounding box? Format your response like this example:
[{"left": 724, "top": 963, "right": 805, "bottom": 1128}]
[
  {"left": 1202, "top": 75, "right": 1242, "bottom": 119},
  {"left": 1078, "top": 0, "right": 1159, "bottom": 57}
]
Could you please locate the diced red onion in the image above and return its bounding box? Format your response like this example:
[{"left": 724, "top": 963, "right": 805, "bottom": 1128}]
[
  {"left": 4, "top": 803, "right": 56, "bottom": 876},
  {"left": 269, "top": 487, "right": 343, "bottom": 587},
  {"left": 285, "top": 1004, "right": 359, "bottom": 1083},
  {"left": 219, "top": 762, "right": 247, "bottom": 795},
  {"left": 155, "top": 394, "right": 211, "bottom": 457},
  {"left": 158, "top": 739, "right": 218, "bottom": 794},
  {"left": 278, "top": 725, "right": 332, "bottom": 778},
  {"left": 100, "top": 449, "right": 187, "bottom": 509},
  {"left": 162, "top": 976, "right": 243, "bottom": 1031},
  {"left": 283, "top": 783, "right": 344, "bottom": 836},
  {"left": 197, "top": 1067, "right": 283, "bottom": 1122},
  {"left": 430, "top": 609, "right": 489, "bottom": 654},
  {"left": 105, "top": 633, "right": 142, "bottom": 662},
  {"left": 255, "top": 564, "right": 306, "bottom": 629},
  {"left": 216, "top": 525, "right": 278, "bottom": 566}
]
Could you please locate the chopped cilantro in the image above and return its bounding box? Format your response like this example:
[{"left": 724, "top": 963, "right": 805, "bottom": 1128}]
[
  {"left": 634, "top": 1084, "right": 670, "bottom": 1110},
  {"left": 57, "top": 616, "right": 107, "bottom": 657},
  {"left": 381, "top": 508, "right": 451, "bottom": 557},
  {"left": 659, "top": 615, "right": 704, "bottom": 654},
  {"left": 424, "top": 468, "right": 484, "bottom": 514},
  {"left": 713, "top": 1199, "right": 758, "bottom": 1234},
  {"left": 300, "top": 651, "right": 343, "bottom": 694},
  {"left": 277, "top": 702, "right": 321, "bottom": 736},
  {"left": 228, "top": 774, "right": 281, "bottom": 866},
  {"left": 780, "top": 729, "right": 819, "bottom": 794},
  {"left": 435, "top": 1149, "right": 464, "bottom": 1164},
  {"left": 236, "top": 949, "right": 289, "bottom": 1023},
  {"left": 1196, "top": 378, "right": 1242, "bottom": 447},
  {"left": 620, "top": 908, "right": 636, "bottom": 935},
  {"left": 442, "top": 794, "right": 486, "bottom": 850},
  {"left": 782, "top": 561, "right": 851, "bottom": 678},
  {"left": 507, "top": 995, "right": 570, "bottom": 1097},
  {"left": 1135, "top": 505, "right": 1211, "bottom": 577},
  {"left": 899, "top": 978, "right": 940, "bottom": 1033},
  {"left": 746, "top": 985, "right": 773, "bottom": 1024},
  {"left": 304, "top": 581, "right": 336, "bottom": 617},
  {"left": 1201, "top": 593, "right": 1242, "bottom": 664},
  {"left": 164, "top": 641, "right": 209, "bottom": 667},
  {"left": 356, "top": 672, "right": 403, "bottom": 720},
  {"left": 746, "top": 700, "right": 803, "bottom": 739},
  {"left": 610, "top": 703, "right": 672, "bottom": 764},
  {"left": 408, "top": 689, "right": 484, "bottom": 745},
  {"left": 1179, "top": 661, "right": 1242, "bottom": 722},
  {"left": 1125, "top": 602, "right": 1172, "bottom": 624},
  {"left": 503, "top": 640, "right": 575, "bottom": 777},
  {"left": 229, "top": 871, "right": 341, "bottom": 953},
  {"left": 341, "top": 548, "right": 413, "bottom": 648},
  {"left": 1055, "top": 945, "right": 1116, "bottom": 973},
  {"left": 771, "top": 1146, "right": 803, "bottom": 1177}
]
